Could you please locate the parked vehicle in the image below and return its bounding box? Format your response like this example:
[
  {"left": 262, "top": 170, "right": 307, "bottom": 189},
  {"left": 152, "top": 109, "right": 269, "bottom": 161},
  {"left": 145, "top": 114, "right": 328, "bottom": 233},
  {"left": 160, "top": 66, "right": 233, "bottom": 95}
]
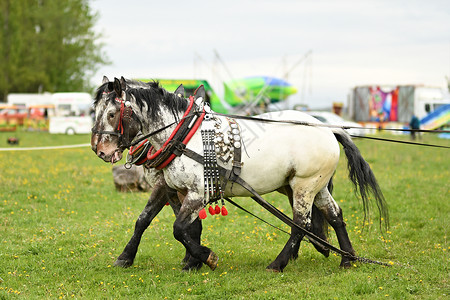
[
  {"left": 49, "top": 116, "right": 92, "bottom": 134},
  {"left": 305, "top": 111, "right": 366, "bottom": 137},
  {"left": 0, "top": 105, "right": 27, "bottom": 126},
  {"left": 7, "top": 92, "right": 93, "bottom": 134}
]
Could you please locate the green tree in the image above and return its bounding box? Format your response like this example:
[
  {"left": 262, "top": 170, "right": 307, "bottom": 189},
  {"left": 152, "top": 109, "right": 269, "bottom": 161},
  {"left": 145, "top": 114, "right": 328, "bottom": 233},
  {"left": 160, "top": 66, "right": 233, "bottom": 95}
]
[{"left": 0, "top": 0, "right": 109, "bottom": 101}]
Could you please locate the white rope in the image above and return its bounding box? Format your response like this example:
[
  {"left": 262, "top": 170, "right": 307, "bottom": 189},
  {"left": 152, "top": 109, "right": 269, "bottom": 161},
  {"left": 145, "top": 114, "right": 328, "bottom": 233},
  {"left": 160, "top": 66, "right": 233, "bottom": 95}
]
[{"left": 0, "top": 143, "right": 91, "bottom": 151}]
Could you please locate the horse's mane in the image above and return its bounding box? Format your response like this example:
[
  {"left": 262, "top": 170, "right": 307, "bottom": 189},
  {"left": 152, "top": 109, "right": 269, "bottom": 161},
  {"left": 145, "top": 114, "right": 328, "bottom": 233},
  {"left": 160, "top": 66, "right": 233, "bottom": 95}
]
[
  {"left": 93, "top": 82, "right": 112, "bottom": 106},
  {"left": 93, "top": 79, "right": 151, "bottom": 107},
  {"left": 105, "top": 80, "right": 188, "bottom": 120}
]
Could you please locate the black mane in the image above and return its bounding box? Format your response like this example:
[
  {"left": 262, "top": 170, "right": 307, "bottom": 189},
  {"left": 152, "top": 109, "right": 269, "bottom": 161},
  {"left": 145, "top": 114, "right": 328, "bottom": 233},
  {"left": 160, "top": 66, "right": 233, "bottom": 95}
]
[
  {"left": 107, "top": 80, "right": 189, "bottom": 120},
  {"left": 93, "top": 81, "right": 113, "bottom": 106}
]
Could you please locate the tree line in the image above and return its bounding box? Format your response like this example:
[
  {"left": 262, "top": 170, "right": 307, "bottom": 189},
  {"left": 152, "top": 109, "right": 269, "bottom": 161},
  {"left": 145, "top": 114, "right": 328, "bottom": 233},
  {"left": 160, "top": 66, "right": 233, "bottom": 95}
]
[{"left": 0, "top": 0, "right": 109, "bottom": 101}]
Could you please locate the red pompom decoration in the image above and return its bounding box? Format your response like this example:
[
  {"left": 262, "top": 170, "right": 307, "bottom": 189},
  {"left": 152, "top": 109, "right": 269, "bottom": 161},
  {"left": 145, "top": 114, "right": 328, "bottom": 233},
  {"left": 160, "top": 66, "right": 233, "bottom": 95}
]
[
  {"left": 208, "top": 205, "right": 216, "bottom": 216},
  {"left": 165, "top": 202, "right": 170, "bottom": 206},
  {"left": 221, "top": 206, "right": 228, "bottom": 216},
  {"left": 215, "top": 205, "right": 221, "bottom": 215},
  {"left": 199, "top": 208, "right": 207, "bottom": 219}
]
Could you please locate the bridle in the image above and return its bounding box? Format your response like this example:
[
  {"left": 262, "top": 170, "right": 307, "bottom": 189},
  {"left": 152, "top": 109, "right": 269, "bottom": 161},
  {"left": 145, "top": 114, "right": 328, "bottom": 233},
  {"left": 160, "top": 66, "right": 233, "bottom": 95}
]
[{"left": 92, "top": 92, "right": 135, "bottom": 149}]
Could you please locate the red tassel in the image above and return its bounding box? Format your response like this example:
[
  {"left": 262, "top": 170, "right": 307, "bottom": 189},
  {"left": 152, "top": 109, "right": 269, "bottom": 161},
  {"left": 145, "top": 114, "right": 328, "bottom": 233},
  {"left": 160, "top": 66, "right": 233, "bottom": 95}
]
[
  {"left": 208, "top": 205, "right": 216, "bottom": 216},
  {"left": 215, "top": 205, "right": 221, "bottom": 215},
  {"left": 221, "top": 206, "right": 228, "bottom": 216},
  {"left": 199, "top": 208, "right": 207, "bottom": 219},
  {"left": 165, "top": 202, "right": 169, "bottom": 206}
]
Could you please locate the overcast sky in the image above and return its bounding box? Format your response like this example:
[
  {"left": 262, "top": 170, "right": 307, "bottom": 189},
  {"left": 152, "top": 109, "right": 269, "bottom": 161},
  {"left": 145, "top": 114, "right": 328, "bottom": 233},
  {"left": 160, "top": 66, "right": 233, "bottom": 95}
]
[{"left": 90, "top": 0, "right": 450, "bottom": 108}]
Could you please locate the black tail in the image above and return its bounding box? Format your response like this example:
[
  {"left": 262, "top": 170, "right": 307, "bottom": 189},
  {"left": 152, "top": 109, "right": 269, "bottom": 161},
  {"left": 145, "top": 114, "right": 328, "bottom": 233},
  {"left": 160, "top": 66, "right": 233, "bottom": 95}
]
[{"left": 334, "top": 130, "right": 389, "bottom": 229}]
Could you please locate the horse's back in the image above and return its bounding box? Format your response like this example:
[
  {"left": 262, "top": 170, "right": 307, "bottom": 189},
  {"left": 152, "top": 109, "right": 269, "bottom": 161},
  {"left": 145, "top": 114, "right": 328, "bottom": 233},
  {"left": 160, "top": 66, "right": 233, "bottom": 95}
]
[{"left": 233, "top": 111, "right": 340, "bottom": 194}]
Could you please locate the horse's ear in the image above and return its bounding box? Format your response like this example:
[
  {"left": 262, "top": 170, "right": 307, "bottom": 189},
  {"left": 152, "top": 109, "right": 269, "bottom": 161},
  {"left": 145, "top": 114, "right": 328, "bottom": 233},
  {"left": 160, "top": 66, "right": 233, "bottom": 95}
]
[
  {"left": 120, "top": 76, "right": 127, "bottom": 90},
  {"left": 107, "top": 82, "right": 113, "bottom": 92},
  {"left": 174, "top": 84, "right": 185, "bottom": 98},
  {"left": 113, "top": 77, "right": 122, "bottom": 96},
  {"left": 194, "top": 85, "right": 205, "bottom": 100},
  {"left": 102, "top": 76, "right": 109, "bottom": 84}
]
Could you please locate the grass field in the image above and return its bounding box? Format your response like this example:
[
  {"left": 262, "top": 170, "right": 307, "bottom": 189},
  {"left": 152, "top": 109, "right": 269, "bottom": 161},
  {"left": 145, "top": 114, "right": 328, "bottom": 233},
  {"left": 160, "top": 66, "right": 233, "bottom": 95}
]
[{"left": 0, "top": 131, "right": 448, "bottom": 299}]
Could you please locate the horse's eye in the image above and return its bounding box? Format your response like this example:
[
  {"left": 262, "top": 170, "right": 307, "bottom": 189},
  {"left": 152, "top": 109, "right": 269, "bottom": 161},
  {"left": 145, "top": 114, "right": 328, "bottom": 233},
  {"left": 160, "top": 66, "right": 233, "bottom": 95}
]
[{"left": 108, "top": 112, "right": 115, "bottom": 119}]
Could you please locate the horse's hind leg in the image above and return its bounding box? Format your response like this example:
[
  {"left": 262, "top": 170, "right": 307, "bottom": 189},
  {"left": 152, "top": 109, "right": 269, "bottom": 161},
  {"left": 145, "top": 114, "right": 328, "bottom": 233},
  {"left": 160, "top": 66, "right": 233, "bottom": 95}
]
[
  {"left": 266, "top": 187, "right": 315, "bottom": 272},
  {"left": 314, "top": 187, "right": 356, "bottom": 268},
  {"left": 309, "top": 204, "right": 330, "bottom": 257},
  {"left": 278, "top": 186, "right": 329, "bottom": 260}
]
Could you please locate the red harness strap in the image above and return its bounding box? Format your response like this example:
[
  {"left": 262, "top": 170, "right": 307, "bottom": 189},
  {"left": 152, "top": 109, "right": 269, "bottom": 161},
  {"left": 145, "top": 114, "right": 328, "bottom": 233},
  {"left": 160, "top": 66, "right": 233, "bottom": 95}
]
[
  {"left": 143, "top": 95, "right": 205, "bottom": 169},
  {"left": 115, "top": 97, "right": 132, "bottom": 135},
  {"left": 156, "top": 109, "right": 205, "bottom": 169}
]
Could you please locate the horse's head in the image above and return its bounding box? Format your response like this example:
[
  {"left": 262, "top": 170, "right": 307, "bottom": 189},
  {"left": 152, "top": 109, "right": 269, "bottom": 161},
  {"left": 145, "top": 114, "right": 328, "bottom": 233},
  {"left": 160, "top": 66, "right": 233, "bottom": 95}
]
[{"left": 91, "top": 77, "right": 142, "bottom": 163}]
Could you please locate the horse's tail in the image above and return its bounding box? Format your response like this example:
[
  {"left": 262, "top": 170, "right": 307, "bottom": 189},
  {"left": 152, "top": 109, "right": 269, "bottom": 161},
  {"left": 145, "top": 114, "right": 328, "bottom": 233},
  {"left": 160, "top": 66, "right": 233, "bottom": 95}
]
[{"left": 333, "top": 129, "right": 389, "bottom": 229}]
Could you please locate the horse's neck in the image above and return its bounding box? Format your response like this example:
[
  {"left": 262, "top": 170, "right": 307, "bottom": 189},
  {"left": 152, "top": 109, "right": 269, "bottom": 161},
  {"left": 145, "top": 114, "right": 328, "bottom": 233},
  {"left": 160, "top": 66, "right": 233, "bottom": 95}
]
[{"left": 141, "top": 106, "right": 183, "bottom": 149}]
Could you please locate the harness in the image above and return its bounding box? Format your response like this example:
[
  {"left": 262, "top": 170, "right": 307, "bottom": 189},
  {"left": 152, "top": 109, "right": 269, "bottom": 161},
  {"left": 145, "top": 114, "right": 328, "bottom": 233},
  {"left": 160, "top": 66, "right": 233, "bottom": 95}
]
[
  {"left": 117, "top": 93, "right": 391, "bottom": 267},
  {"left": 126, "top": 95, "right": 205, "bottom": 169}
]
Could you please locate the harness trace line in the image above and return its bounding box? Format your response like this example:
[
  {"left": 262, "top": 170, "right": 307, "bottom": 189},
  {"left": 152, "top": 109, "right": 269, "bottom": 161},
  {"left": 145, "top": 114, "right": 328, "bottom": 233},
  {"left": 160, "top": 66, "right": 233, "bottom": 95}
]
[
  {"left": 351, "top": 135, "right": 450, "bottom": 149},
  {"left": 206, "top": 112, "right": 449, "bottom": 149},
  {"left": 211, "top": 112, "right": 450, "bottom": 134},
  {"left": 225, "top": 197, "right": 395, "bottom": 267},
  {"left": 125, "top": 110, "right": 449, "bottom": 152}
]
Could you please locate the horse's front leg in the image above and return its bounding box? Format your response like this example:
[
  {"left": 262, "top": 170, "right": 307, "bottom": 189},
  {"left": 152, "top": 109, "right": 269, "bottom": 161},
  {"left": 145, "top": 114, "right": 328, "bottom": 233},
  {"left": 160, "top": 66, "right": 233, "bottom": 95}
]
[
  {"left": 173, "top": 193, "right": 219, "bottom": 271},
  {"left": 114, "top": 180, "right": 176, "bottom": 268}
]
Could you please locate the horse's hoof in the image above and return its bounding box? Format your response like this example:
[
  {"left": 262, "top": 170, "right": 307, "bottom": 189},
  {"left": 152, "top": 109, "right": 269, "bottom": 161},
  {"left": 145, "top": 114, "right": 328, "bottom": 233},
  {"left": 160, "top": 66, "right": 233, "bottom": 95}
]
[
  {"left": 266, "top": 267, "right": 282, "bottom": 273},
  {"left": 311, "top": 241, "right": 330, "bottom": 258},
  {"left": 182, "top": 259, "right": 203, "bottom": 271},
  {"left": 266, "top": 262, "right": 283, "bottom": 272},
  {"left": 182, "top": 262, "right": 203, "bottom": 272},
  {"left": 114, "top": 259, "right": 133, "bottom": 268},
  {"left": 339, "top": 260, "right": 353, "bottom": 269},
  {"left": 206, "top": 252, "right": 219, "bottom": 270}
]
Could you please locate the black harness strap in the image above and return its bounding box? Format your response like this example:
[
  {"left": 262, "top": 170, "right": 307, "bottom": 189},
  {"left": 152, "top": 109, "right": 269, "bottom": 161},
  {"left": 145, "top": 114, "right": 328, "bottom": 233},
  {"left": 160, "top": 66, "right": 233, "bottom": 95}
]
[
  {"left": 351, "top": 134, "right": 450, "bottom": 149},
  {"left": 211, "top": 112, "right": 450, "bottom": 134},
  {"left": 224, "top": 197, "right": 291, "bottom": 235},
  {"left": 181, "top": 147, "right": 390, "bottom": 266}
]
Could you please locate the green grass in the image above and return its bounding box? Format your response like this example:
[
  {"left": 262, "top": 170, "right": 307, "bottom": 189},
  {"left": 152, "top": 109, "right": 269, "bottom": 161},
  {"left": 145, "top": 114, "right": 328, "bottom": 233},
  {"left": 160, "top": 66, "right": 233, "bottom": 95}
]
[{"left": 0, "top": 131, "right": 448, "bottom": 299}]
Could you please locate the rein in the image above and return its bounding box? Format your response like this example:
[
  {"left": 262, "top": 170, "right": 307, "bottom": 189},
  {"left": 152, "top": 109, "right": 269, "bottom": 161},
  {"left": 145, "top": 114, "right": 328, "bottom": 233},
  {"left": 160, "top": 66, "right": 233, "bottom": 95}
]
[
  {"left": 209, "top": 112, "right": 450, "bottom": 149},
  {"left": 211, "top": 112, "right": 450, "bottom": 133}
]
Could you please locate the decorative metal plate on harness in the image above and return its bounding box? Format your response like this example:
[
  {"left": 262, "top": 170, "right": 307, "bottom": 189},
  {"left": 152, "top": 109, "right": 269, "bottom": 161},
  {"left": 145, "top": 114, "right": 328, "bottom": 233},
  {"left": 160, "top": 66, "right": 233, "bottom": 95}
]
[
  {"left": 201, "top": 114, "right": 223, "bottom": 203},
  {"left": 198, "top": 112, "right": 243, "bottom": 219}
]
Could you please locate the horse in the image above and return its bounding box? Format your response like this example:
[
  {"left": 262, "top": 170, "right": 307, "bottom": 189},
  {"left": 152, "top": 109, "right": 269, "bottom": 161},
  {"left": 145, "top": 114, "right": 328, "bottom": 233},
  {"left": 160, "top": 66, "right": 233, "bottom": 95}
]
[
  {"left": 94, "top": 77, "right": 333, "bottom": 270},
  {"left": 92, "top": 78, "right": 388, "bottom": 272},
  {"left": 93, "top": 77, "right": 205, "bottom": 270}
]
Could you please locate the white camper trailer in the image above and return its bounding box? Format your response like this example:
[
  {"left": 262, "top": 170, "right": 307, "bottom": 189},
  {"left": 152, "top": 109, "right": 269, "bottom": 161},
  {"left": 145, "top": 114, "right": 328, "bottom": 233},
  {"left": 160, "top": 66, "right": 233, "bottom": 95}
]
[{"left": 49, "top": 93, "right": 93, "bottom": 134}]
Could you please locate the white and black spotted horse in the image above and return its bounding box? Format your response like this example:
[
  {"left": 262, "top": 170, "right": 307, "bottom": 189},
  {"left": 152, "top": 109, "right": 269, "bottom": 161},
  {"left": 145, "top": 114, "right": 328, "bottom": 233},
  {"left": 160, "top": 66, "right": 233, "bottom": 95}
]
[{"left": 91, "top": 78, "right": 388, "bottom": 272}]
